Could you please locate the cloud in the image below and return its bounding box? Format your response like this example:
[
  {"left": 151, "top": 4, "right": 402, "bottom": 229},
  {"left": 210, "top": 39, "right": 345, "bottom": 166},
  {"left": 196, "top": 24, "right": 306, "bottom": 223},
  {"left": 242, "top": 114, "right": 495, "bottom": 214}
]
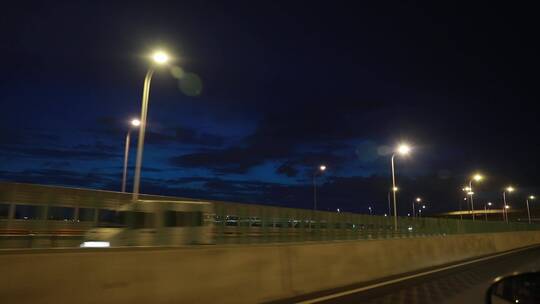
[
  {"left": 0, "top": 168, "right": 116, "bottom": 188},
  {"left": 0, "top": 145, "right": 120, "bottom": 160},
  {"left": 170, "top": 147, "right": 263, "bottom": 174},
  {"left": 276, "top": 162, "right": 298, "bottom": 177},
  {"left": 143, "top": 127, "right": 224, "bottom": 147}
]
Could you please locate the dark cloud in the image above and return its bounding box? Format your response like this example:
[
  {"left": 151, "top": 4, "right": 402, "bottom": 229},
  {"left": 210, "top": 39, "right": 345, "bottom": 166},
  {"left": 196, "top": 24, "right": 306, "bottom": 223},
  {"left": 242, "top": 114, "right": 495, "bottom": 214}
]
[
  {"left": 142, "top": 127, "right": 224, "bottom": 147},
  {"left": 0, "top": 169, "right": 116, "bottom": 189},
  {"left": 0, "top": 145, "right": 120, "bottom": 160},
  {"left": 170, "top": 147, "right": 262, "bottom": 174},
  {"left": 276, "top": 162, "right": 298, "bottom": 177},
  {"left": 174, "top": 127, "right": 223, "bottom": 146}
]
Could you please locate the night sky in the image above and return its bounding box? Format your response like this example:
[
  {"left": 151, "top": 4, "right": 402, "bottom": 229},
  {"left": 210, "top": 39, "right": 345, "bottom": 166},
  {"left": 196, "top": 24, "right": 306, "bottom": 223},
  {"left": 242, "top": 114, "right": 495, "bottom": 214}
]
[{"left": 1, "top": 2, "right": 539, "bottom": 215}]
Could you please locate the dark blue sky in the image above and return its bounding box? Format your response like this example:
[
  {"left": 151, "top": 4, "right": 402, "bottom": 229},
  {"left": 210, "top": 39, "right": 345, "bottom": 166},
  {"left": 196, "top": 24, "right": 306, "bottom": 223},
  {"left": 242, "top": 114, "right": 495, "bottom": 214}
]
[{"left": 1, "top": 1, "right": 539, "bottom": 214}]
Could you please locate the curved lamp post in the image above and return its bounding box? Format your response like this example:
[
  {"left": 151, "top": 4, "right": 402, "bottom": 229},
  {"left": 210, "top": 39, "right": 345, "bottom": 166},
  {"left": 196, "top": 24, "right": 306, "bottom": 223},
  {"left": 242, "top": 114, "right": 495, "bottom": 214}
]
[
  {"left": 313, "top": 165, "right": 326, "bottom": 211},
  {"left": 132, "top": 51, "right": 170, "bottom": 201},
  {"left": 413, "top": 197, "right": 421, "bottom": 219},
  {"left": 391, "top": 144, "right": 411, "bottom": 231},
  {"left": 467, "top": 173, "right": 483, "bottom": 221},
  {"left": 502, "top": 186, "right": 514, "bottom": 223},
  {"left": 121, "top": 118, "right": 140, "bottom": 192},
  {"left": 484, "top": 202, "right": 492, "bottom": 222},
  {"left": 526, "top": 195, "right": 535, "bottom": 224}
]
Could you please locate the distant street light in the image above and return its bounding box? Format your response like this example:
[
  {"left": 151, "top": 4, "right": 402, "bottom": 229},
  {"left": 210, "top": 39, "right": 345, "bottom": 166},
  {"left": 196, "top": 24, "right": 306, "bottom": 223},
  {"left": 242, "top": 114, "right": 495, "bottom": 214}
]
[
  {"left": 132, "top": 50, "right": 171, "bottom": 201},
  {"left": 368, "top": 206, "right": 373, "bottom": 215},
  {"left": 526, "top": 195, "right": 535, "bottom": 224},
  {"left": 390, "top": 143, "right": 411, "bottom": 231},
  {"left": 121, "top": 118, "right": 140, "bottom": 192},
  {"left": 502, "top": 186, "right": 515, "bottom": 223},
  {"left": 313, "top": 164, "right": 326, "bottom": 211}
]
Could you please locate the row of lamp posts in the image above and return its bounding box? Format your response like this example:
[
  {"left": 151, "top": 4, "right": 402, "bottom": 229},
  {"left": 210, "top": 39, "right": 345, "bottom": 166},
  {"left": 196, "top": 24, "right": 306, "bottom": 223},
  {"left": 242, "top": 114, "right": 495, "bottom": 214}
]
[{"left": 121, "top": 51, "right": 536, "bottom": 229}]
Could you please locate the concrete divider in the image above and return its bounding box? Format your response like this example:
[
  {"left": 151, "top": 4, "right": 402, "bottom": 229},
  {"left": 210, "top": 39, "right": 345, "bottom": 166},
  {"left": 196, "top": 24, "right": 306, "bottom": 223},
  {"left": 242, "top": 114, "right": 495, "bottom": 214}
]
[{"left": 1, "top": 231, "right": 540, "bottom": 303}]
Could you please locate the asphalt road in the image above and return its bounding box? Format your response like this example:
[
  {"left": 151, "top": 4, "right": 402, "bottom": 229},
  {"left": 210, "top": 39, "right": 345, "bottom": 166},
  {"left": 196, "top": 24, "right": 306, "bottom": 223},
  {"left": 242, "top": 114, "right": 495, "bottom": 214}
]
[{"left": 282, "top": 245, "right": 540, "bottom": 304}]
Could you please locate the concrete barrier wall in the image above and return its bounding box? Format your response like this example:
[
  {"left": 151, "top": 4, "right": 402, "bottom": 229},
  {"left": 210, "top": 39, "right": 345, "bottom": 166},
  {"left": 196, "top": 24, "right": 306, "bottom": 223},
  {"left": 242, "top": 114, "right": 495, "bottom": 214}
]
[{"left": 1, "top": 231, "right": 540, "bottom": 304}]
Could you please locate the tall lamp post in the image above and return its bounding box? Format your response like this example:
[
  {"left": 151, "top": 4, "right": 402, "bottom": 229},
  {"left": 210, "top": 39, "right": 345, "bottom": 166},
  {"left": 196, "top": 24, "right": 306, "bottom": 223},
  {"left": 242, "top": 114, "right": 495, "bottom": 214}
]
[
  {"left": 390, "top": 144, "right": 411, "bottom": 231},
  {"left": 526, "top": 195, "right": 535, "bottom": 224},
  {"left": 458, "top": 197, "right": 467, "bottom": 221},
  {"left": 132, "top": 51, "right": 170, "bottom": 201},
  {"left": 413, "top": 197, "right": 421, "bottom": 219},
  {"left": 419, "top": 204, "right": 426, "bottom": 217},
  {"left": 467, "top": 173, "right": 483, "bottom": 221},
  {"left": 462, "top": 187, "right": 474, "bottom": 219},
  {"left": 502, "top": 186, "right": 514, "bottom": 223},
  {"left": 121, "top": 119, "right": 141, "bottom": 192},
  {"left": 313, "top": 165, "right": 326, "bottom": 211},
  {"left": 484, "top": 202, "right": 492, "bottom": 222}
]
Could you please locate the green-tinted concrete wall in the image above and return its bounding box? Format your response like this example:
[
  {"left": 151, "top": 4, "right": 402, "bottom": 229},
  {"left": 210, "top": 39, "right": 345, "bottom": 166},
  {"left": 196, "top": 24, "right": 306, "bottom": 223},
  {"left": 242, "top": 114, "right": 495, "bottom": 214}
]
[{"left": 1, "top": 231, "right": 540, "bottom": 303}]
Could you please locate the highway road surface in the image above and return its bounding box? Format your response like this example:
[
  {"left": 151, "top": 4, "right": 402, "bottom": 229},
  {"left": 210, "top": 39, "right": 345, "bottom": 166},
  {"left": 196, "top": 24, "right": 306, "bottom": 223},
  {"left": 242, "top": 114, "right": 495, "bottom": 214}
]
[{"left": 275, "top": 245, "right": 540, "bottom": 304}]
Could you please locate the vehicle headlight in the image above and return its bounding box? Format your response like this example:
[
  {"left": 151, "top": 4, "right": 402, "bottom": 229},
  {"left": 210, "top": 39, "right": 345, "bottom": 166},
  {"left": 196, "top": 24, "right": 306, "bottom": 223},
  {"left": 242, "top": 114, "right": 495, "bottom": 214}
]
[{"left": 80, "top": 241, "right": 110, "bottom": 248}]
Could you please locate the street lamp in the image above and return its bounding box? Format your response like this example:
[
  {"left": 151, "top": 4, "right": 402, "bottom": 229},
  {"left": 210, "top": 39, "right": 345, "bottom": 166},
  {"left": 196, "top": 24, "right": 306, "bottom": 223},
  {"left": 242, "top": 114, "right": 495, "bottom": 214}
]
[
  {"left": 121, "top": 118, "right": 140, "bottom": 192},
  {"left": 484, "top": 202, "right": 492, "bottom": 222},
  {"left": 390, "top": 143, "right": 411, "bottom": 231},
  {"left": 460, "top": 197, "right": 467, "bottom": 221},
  {"left": 420, "top": 204, "right": 426, "bottom": 217},
  {"left": 502, "top": 186, "right": 514, "bottom": 223},
  {"left": 132, "top": 50, "right": 171, "bottom": 201},
  {"left": 368, "top": 206, "right": 373, "bottom": 215},
  {"left": 467, "top": 173, "right": 483, "bottom": 221},
  {"left": 413, "top": 197, "right": 421, "bottom": 219},
  {"left": 313, "top": 165, "right": 326, "bottom": 211},
  {"left": 526, "top": 195, "right": 535, "bottom": 224}
]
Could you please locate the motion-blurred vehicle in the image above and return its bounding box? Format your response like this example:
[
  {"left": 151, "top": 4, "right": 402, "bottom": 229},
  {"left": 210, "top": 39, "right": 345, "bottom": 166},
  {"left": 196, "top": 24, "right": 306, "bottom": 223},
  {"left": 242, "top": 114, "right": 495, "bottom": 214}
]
[{"left": 81, "top": 200, "right": 214, "bottom": 247}]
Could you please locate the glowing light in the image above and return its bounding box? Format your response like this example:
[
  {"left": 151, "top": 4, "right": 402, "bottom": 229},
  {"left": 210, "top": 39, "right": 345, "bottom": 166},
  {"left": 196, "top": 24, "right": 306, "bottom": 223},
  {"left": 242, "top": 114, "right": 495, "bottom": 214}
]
[
  {"left": 473, "top": 174, "right": 483, "bottom": 182},
  {"left": 463, "top": 186, "right": 472, "bottom": 192},
  {"left": 337, "top": 208, "right": 340, "bottom": 212},
  {"left": 422, "top": 205, "right": 426, "bottom": 209},
  {"left": 319, "top": 165, "right": 327, "bottom": 171},
  {"left": 408, "top": 226, "right": 413, "bottom": 231},
  {"left": 80, "top": 241, "right": 110, "bottom": 248},
  {"left": 131, "top": 119, "right": 141, "bottom": 127},
  {"left": 396, "top": 144, "right": 411, "bottom": 155},
  {"left": 487, "top": 202, "right": 492, "bottom": 206},
  {"left": 416, "top": 197, "right": 422, "bottom": 202},
  {"left": 152, "top": 51, "right": 169, "bottom": 64},
  {"left": 529, "top": 195, "right": 535, "bottom": 200},
  {"left": 506, "top": 186, "right": 515, "bottom": 193},
  {"left": 505, "top": 205, "right": 510, "bottom": 209},
  {"left": 467, "top": 191, "right": 474, "bottom": 195},
  {"left": 393, "top": 187, "right": 398, "bottom": 192}
]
